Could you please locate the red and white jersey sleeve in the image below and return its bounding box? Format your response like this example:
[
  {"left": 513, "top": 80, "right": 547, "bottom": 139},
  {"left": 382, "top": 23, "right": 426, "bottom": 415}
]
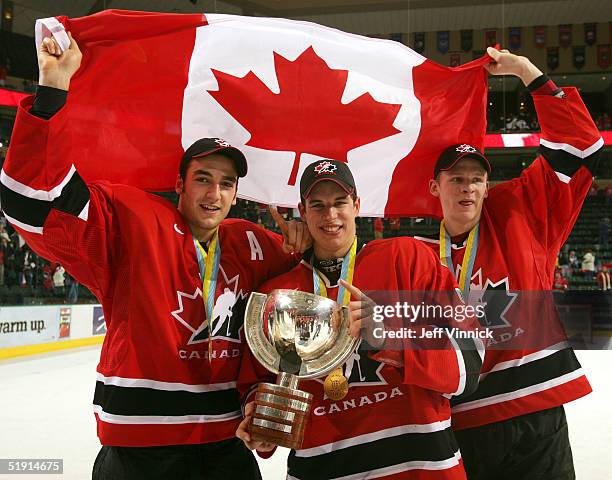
[
  {"left": 360, "top": 238, "right": 484, "bottom": 400},
  {"left": 489, "top": 87, "right": 602, "bottom": 263},
  {"left": 0, "top": 97, "right": 298, "bottom": 448},
  {"left": 416, "top": 86, "right": 596, "bottom": 431},
  {"left": 0, "top": 97, "right": 117, "bottom": 298}
]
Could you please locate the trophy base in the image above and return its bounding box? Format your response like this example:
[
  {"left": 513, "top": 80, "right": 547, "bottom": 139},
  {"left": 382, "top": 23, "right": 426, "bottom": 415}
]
[{"left": 248, "top": 377, "right": 313, "bottom": 450}]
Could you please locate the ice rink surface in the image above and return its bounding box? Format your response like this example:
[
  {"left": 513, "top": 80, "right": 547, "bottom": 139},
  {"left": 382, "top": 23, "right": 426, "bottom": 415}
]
[{"left": 0, "top": 344, "right": 610, "bottom": 479}]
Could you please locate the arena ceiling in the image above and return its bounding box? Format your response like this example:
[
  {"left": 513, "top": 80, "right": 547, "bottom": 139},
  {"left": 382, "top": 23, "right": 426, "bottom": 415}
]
[
  {"left": 6, "top": 0, "right": 611, "bottom": 91},
  {"left": 8, "top": 0, "right": 612, "bottom": 37}
]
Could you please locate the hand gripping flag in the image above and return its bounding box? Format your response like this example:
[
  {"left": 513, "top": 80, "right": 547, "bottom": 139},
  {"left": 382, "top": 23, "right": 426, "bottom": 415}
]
[{"left": 32, "top": 10, "right": 489, "bottom": 217}]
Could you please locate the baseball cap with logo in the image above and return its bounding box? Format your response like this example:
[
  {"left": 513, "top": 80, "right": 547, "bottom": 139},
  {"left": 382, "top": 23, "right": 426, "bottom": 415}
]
[
  {"left": 181, "top": 138, "right": 248, "bottom": 178},
  {"left": 433, "top": 144, "right": 492, "bottom": 178},
  {"left": 300, "top": 160, "right": 357, "bottom": 200}
]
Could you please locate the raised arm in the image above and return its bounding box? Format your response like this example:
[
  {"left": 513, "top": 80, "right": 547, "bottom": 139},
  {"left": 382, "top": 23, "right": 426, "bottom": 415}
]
[{"left": 0, "top": 33, "right": 119, "bottom": 296}]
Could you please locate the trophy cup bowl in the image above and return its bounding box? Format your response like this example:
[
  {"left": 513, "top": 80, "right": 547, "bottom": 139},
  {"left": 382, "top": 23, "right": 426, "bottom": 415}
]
[{"left": 244, "top": 289, "right": 359, "bottom": 449}]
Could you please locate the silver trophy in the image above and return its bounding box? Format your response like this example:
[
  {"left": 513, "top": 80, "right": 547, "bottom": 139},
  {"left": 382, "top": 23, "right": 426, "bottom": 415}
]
[{"left": 245, "top": 289, "right": 359, "bottom": 449}]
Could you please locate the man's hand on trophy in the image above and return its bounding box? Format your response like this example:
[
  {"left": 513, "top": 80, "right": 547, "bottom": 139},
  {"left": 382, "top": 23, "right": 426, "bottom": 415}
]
[
  {"left": 270, "top": 206, "right": 313, "bottom": 254},
  {"left": 339, "top": 280, "right": 384, "bottom": 348},
  {"left": 236, "top": 402, "right": 276, "bottom": 453}
]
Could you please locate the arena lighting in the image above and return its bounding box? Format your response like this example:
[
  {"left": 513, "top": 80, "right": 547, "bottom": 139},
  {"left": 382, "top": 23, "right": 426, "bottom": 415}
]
[{"left": 3, "top": 10, "right": 12, "bottom": 20}]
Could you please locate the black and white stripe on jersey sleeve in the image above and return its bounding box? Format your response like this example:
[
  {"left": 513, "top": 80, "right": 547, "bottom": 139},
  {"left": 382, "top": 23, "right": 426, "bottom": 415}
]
[
  {"left": 0, "top": 165, "right": 90, "bottom": 234},
  {"left": 443, "top": 328, "right": 485, "bottom": 400},
  {"left": 451, "top": 345, "right": 583, "bottom": 413},
  {"left": 540, "top": 136, "right": 603, "bottom": 180}
]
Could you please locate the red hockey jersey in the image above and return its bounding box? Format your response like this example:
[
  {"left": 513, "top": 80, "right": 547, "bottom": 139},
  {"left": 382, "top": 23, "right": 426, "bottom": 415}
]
[
  {"left": 240, "top": 238, "right": 484, "bottom": 479},
  {"left": 0, "top": 97, "right": 296, "bottom": 446},
  {"left": 417, "top": 87, "right": 599, "bottom": 430}
]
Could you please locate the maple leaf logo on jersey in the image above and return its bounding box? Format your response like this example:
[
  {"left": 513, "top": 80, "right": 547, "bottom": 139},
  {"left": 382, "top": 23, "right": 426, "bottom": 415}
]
[
  {"left": 314, "top": 161, "right": 337, "bottom": 175},
  {"left": 478, "top": 278, "right": 518, "bottom": 328},
  {"left": 171, "top": 266, "right": 248, "bottom": 345},
  {"left": 208, "top": 46, "right": 402, "bottom": 186},
  {"left": 456, "top": 144, "right": 477, "bottom": 154},
  {"left": 454, "top": 267, "right": 517, "bottom": 329}
]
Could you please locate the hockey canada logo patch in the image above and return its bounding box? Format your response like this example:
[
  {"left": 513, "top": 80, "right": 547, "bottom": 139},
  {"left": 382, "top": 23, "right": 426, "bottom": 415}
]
[
  {"left": 456, "top": 144, "right": 477, "bottom": 154},
  {"left": 214, "top": 138, "right": 231, "bottom": 147},
  {"left": 171, "top": 265, "right": 248, "bottom": 348},
  {"left": 314, "top": 161, "right": 337, "bottom": 175}
]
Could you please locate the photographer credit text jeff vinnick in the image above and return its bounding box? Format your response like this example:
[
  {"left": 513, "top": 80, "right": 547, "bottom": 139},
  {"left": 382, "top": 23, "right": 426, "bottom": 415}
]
[{"left": 371, "top": 302, "right": 493, "bottom": 340}]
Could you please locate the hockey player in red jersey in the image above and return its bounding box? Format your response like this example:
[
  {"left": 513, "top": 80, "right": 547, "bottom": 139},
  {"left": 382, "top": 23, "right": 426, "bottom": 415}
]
[
  {"left": 419, "top": 48, "right": 601, "bottom": 479},
  {"left": 0, "top": 34, "right": 312, "bottom": 479},
  {"left": 236, "top": 159, "right": 485, "bottom": 479}
]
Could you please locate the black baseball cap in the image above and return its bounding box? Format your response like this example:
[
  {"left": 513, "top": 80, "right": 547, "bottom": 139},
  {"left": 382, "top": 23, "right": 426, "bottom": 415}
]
[
  {"left": 300, "top": 159, "right": 356, "bottom": 200},
  {"left": 434, "top": 144, "right": 492, "bottom": 178},
  {"left": 182, "top": 138, "right": 248, "bottom": 177}
]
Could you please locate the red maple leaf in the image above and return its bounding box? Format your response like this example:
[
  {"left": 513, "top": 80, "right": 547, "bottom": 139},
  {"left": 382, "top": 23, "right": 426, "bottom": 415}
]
[{"left": 208, "top": 46, "right": 402, "bottom": 185}]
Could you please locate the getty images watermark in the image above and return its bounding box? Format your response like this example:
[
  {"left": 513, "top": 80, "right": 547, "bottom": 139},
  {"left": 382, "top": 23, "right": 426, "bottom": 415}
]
[
  {"left": 370, "top": 300, "right": 493, "bottom": 340},
  {"left": 0, "top": 459, "right": 63, "bottom": 474}
]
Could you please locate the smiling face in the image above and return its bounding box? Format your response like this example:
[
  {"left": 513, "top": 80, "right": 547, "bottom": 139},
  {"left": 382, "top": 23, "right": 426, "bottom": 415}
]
[
  {"left": 429, "top": 158, "right": 489, "bottom": 236},
  {"left": 299, "top": 181, "right": 360, "bottom": 259},
  {"left": 175, "top": 154, "right": 238, "bottom": 242}
]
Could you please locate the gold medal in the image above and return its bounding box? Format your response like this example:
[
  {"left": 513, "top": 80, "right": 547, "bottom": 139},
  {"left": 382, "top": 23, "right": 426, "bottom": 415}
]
[{"left": 324, "top": 367, "right": 349, "bottom": 400}]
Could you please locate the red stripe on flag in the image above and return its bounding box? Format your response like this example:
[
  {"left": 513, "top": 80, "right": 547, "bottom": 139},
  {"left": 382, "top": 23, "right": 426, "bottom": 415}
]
[
  {"left": 53, "top": 10, "right": 207, "bottom": 191},
  {"left": 385, "top": 56, "right": 490, "bottom": 218}
]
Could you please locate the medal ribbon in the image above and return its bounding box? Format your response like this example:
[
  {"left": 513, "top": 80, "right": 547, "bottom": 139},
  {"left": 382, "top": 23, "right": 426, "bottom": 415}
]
[
  {"left": 194, "top": 229, "right": 221, "bottom": 360},
  {"left": 313, "top": 238, "right": 357, "bottom": 385},
  {"left": 312, "top": 238, "right": 357, "bottom": 306},
  {"left": 439, "top": 220, "right": 479, "bottom": 299}
]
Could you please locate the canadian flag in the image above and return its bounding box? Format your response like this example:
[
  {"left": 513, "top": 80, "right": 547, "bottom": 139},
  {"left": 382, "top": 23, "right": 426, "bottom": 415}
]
[{"left": 35, "top": 10, "right": 489, "bottom": 217}]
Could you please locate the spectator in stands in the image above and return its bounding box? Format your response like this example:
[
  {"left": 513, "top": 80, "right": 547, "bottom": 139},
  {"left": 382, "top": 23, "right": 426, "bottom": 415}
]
[
  {"left": 22, "top": 247, "right": 37, "bottom": 287},
  {"left": 597, "top": 265, "right": 611, "bottom": 291},
  {"left": 64, "top": 272, "right": 79, "bottom": 304},
  {"left": 0, "top": 62, "right": 6, "bottom": 87},
  {"left": 0, "top": 243, "right": 4, "bottom": 287},
  {"left": 389, "top": 217, "right": 401, "bottom": 236},
  {"left": 505, "top": 114, "right": 518, "bottom": 131},
  {"left": 605, "top": 185, "right": 612, "bottom": 205},
  {"left": 515, "top": 115, "right": 528, "bottom": 131},
  {"left": 595, "top": 113, "right": 611, "bottom": 131},
  {"left": 373, "top": 217, "right": 383, "bottom": 239},
  {"left": 600, "top": 217, "right": 611, "bottom": 246},
  {"left": 553, "top": 269, "right": 569, "bottom": 291},
  {"left": 587, "top": 183, "right": 599, "bottom": 198},
  {"left": 53, "top": 265, "right": 65, "bottom": 297},
  {"left": 558, "top": 248, "right": 571, "bottom": 279},
  {"left": 569, "top": 250, "right": 581, "bottom": 271},
  {"left": 581, "top": 249, "right": 596, "bottom": 278},
  {"left": 2, "top": 238, "right": 16, "bottom": 287}
]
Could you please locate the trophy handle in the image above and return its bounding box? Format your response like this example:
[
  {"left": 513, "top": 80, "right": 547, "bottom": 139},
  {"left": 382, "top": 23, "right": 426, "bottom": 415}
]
[{"left": 245, "top": 292, "right": 281, "bottom": 373}]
